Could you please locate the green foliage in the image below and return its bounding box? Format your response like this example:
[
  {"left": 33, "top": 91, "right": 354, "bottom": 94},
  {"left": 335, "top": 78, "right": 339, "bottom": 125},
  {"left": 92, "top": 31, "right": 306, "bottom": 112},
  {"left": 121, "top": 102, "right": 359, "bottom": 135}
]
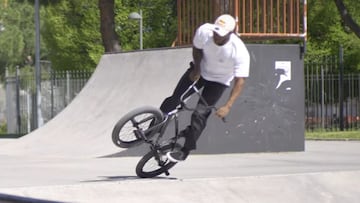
[
  {"left": 0, "top": 0, "right": 177, "bottom": 75},
  {"left": 1, "top": 0, "right": 359, "bottom": 74},
  {"left": 0, "top": 0, "right": 40, "bottom": 76},
  {"left": 0, "top": 121, "right": 6, "bottom": 134},
  {"left": 42, "top": 0, "right": 103, "bottom": 71},
  {"left": 306, "top": 130, "right": 360, "bottom": 140},
  {"left": 42, "top": 0, "right": 177, "bottom": 70},
  {"left": 144, "top": 0, "right": 177, "bottom": 48},
  {"left": 115, "top": 0, "right": 177, "bottom": 51},
  {"left": 307, "top": 0, "right": 360, "bottom": 72}
]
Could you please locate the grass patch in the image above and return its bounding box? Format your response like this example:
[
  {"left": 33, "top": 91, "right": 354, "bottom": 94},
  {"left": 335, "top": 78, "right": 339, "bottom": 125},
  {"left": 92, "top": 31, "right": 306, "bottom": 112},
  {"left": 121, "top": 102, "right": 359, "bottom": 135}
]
[{"left": 306, "top": 130, "right": 360, "bottom": 140}]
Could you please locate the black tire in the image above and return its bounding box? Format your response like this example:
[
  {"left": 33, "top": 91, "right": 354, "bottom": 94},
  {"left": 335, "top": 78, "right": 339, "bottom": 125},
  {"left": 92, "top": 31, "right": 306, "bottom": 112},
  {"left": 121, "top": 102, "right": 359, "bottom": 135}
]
[
  {"left": 136, "top": 143, "right": 182, "bottom": 178},
  {"left": 112, "top": 106, "right": 164, "bottom": 148}
]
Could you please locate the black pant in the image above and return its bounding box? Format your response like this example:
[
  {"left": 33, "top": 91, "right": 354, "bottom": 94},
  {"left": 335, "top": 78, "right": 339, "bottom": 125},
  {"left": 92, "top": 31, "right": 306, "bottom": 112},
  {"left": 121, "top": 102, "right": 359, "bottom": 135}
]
[{"left": 160, "top": 63, "right": 227, "bottom": 151}]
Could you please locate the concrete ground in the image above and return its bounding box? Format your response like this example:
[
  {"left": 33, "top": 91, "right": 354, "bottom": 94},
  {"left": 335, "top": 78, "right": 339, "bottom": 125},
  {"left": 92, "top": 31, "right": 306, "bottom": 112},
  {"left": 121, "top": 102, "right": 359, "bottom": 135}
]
[{"left": 0, "top": 140, "right": 359, "bottom": 203}]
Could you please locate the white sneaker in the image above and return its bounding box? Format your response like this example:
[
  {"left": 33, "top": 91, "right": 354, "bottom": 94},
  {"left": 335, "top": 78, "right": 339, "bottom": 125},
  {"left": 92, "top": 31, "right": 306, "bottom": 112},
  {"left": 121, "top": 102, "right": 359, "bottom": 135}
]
[{"left": 166, "top": 151, "right": 187, "bottom": 162}]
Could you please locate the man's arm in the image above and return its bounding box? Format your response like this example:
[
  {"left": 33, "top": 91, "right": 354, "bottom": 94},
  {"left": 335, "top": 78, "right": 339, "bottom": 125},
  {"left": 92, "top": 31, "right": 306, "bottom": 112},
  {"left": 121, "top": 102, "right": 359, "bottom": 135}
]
[
  {"left": 216, "top": 77, "right": 246, "bottom": 118},
  {"left": 190, "top": 46, "right": 203, "bottom": 81}
]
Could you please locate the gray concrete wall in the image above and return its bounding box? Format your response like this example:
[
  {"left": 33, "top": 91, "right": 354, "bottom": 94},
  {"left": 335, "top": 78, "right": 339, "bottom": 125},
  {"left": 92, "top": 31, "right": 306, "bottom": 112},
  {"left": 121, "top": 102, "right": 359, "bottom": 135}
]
[{"left": 198, "top": 44, "right": 305, "bottom": 153}]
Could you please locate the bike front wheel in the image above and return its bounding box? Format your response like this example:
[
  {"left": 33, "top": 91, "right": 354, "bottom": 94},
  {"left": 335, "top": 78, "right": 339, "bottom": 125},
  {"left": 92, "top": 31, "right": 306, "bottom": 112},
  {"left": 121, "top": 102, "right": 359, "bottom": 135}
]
[
  {"left": 136, "top": 143, "right": 182, "bottom": 178},
  {"left": 112, "top": 106, "right": 164, "bottom": 148}
]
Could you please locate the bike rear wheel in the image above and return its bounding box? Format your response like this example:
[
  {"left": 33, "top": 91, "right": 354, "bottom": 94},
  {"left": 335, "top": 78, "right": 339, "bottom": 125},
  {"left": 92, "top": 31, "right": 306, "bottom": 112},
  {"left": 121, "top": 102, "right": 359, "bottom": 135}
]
[
  {"left": 136, "top": 143, "right": 182, "bottom": 178},
  {"left": 112, "top": 106, "right": 164, "bottom": 148}
]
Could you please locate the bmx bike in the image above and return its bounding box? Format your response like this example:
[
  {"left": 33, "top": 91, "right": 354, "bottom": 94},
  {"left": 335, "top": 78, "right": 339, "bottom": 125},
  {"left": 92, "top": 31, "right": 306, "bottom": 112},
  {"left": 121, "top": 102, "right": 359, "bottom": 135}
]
[{"left": 111, "top": 80, "right": 223, "bottom": 178}]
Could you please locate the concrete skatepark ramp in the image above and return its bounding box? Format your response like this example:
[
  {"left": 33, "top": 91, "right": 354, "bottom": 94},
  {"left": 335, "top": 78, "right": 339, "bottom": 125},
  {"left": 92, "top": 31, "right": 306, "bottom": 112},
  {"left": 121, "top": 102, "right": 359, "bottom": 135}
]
[
  {"left": 0, "top": 45, "right": 304, "bottom": 158},
  {"left": 0, "top": 48, "right": 191, "bottom": 157}
]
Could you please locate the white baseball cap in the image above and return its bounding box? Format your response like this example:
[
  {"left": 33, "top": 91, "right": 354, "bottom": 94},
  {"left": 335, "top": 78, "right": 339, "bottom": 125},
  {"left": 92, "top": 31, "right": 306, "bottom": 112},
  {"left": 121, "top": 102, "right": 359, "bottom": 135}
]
[{"left": 212, "top": 14, "right": 236, "bottom": 37}]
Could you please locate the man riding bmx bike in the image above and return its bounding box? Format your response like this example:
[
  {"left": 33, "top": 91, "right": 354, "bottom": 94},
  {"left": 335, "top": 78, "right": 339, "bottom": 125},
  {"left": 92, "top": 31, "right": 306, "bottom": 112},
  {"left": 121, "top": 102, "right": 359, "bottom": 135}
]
[{"left": 159, "top": 14, "right": 251, "bottom": 162}]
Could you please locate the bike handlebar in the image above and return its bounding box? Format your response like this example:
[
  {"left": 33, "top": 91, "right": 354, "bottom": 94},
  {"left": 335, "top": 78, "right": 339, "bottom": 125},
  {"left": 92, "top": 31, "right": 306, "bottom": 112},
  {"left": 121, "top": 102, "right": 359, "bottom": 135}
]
[{"left": 178, "top": 80, "right": 227, "bottom": 123}]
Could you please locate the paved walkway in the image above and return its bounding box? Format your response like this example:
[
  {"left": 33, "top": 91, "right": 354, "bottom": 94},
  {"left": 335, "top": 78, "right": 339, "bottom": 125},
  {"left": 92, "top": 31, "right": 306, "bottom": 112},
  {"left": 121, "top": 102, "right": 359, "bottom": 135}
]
[{"left": 0, "top": 141, "right": 359, "bottom": 202}]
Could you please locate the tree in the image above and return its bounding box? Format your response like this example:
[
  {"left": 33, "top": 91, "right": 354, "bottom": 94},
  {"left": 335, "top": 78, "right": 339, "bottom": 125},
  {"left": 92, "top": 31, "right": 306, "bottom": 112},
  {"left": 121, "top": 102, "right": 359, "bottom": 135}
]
[
  {"left": 42, "top": 1, "right": 104, "bottom": 71},
  {"left": 334, "top": 0, "right": 360, "bottom": 38},
  {"left": 306, "top": 0, "right": 360, "bottom": 72},
  {"left": 140, "top": 0, "right": 177, "bottom": 48},
  {"left": 114, "top": 0, "right": 177, "bottom": 51},
  {"left": 0, "top": 0, "right": 39, "bottom": 76},
  {"left": 99, "top": 0, "right": 121, "bottom": 53},
  {"left": 42, "top": 0, "right": 177, "bottom": 70}
]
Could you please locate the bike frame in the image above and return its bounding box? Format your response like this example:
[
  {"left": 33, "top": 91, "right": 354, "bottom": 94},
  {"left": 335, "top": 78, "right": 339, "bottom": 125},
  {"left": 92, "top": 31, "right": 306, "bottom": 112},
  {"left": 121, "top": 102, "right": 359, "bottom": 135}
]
[
  {"left": 138, "top": 80, "right": 205, "bottom": 152},
  {"left": 134, "top": 80, "right": 225, "bottom": 177}
]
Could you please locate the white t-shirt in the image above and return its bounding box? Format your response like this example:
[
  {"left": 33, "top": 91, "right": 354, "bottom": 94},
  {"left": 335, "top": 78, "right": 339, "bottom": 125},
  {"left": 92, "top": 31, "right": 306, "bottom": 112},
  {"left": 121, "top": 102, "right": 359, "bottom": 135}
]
[{"left": 193, "top": 23, "right": 250, "bottom": 86}]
